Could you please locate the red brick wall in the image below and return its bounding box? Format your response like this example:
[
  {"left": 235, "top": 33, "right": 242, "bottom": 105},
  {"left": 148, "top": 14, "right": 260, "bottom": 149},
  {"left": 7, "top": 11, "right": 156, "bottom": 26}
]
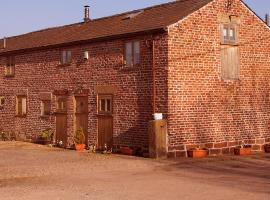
[
  {"left": 167, "top": 0, "right": 270, "bottom": 157},
  {"left": 0, "top": 34, "right": 168, "bottom": 149}
]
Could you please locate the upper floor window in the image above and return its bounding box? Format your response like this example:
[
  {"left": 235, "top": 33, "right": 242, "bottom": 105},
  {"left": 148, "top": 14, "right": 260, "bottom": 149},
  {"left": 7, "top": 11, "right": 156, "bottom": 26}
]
[
  {"left": 5, "top": 56, "right": 15, "bottom": 77},
  {"left": 16, "top": 96, "right": 27, "bottom": 117},
  {"left": 61, "top": 50, "right": 72, "bottom": 65},
  {"left": 221, "top": 24, "right": 238, "bottom": 45},
  {"left": 124, "top": 41, "right": 140, "bottom": 67}
]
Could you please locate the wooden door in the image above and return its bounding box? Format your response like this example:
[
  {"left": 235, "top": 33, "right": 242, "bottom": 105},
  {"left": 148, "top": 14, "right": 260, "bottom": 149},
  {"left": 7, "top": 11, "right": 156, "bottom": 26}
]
[
  {"left": 97, "top": 94, "right": 113, "bottom": 150},
  {"left": 55, "top": 97, "right": 67, "bottom": 147},
  {"left": 75, "top": 96, "right": 88, "bottom": 145}
]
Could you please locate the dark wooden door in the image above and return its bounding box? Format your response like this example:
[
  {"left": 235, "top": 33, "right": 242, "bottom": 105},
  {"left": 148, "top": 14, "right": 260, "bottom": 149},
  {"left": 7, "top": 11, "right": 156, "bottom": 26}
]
[
  {"left": 97, "top": 94, "right": 113, "bottom": 150},
  {"left": 98, "top": 116, "right": 113, "bottom": 149},
  {"left": 75, "top": 96, "right": 88, "bottom": 145},
  {"left": 55, "top": 97, "right": 68, "bottom": 147}
]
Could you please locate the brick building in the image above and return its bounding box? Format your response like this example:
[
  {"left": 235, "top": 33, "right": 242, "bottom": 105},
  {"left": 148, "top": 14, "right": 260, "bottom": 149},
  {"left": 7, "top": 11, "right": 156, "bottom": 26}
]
[{"left": 0, "top": 0, "right": 269, "bottom": 157}]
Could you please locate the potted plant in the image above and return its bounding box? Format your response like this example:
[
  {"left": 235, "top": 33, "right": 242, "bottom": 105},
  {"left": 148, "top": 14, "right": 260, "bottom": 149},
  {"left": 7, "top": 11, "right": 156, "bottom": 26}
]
[
  {"left": 187, "top": 147, "right": 208, "bottom": 158},
  {"left": 264, "top": 144, "right": 270, "bottom": 153},
  {"left": 73, "top": 128, "right": 86, "bottom": 151},
  {"left": 234, "top": 144, "right": 252, "bottom": 156},
  {"left": 40, "top": 129, "right": 53, "bottom": 145}
]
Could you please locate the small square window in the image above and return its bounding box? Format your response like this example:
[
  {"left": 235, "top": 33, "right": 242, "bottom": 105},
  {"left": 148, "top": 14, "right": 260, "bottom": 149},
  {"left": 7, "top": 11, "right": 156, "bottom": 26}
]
[
  {"left": 0, "top": 97, "right": 5, "bottom": 107},
  {"left": 221, "top": 24, "right": 238, "bottom": 45},
  {"left": 41, "top": 100, "right": 51, "bottom": 116},
  {"left": 98, "top": 95, "right": 112, "bottom": 114},
  {"left": 61, "top": 50, "right": 72, "bottom": 65},
  {"left": 56, "top": 97, "right": 67, "bottom": 112}
]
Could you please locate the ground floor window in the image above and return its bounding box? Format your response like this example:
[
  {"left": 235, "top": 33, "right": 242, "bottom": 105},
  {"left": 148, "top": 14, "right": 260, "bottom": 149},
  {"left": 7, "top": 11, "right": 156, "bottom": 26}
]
[
  {"left": 16, "top": 96, "right": 27, "bottom": 116},
  {"left": 0, "top": 97, "right": 5, "bottom": 108},
  {"left": 41, "top": 100, "right": 51, "bottom": 116},
  {"left": 98, "top": 95, "right": 112, "bottom": 115}
]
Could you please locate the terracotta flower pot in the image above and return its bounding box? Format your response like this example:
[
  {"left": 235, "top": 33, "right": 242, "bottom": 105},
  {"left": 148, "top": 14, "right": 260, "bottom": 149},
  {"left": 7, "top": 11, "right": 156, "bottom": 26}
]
[
  {"left": 120, "top": 147, "right": 134, "bottom": 156},
  {"left": 264, "top": 144, "right": 270, "bottom": 153},
  {"left": 75, "top": 144, "right": 86, "bottom": 151},
  {"left": 234, "top": 147, "right": 252, "bottom": 156},
  {"left": 187, "top": 149, "right": 208, "bottom": 158}
]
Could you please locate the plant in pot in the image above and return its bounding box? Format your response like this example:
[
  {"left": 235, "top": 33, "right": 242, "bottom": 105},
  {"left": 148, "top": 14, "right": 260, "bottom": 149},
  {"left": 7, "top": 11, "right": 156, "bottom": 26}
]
[
  {"left": 73, "top": 128, "right": 86, "bottom": 151},
  {"left": 234, "top": 144, "right": 252, "bottom": 156},
  {"left": 40, "top": 129, "right": 53, "bottom": 145},
  {"left": 187, "top": 147, "right": 208, "bottom": 158},
  {"left": 264, "top": 144, "right": 270, "bottom": 153}
]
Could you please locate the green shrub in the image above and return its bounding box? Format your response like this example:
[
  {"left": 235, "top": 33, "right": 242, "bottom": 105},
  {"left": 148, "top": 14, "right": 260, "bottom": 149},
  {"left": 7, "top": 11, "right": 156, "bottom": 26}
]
[{"left": 74, "top": 128, "right": 85, "bottom": 144}]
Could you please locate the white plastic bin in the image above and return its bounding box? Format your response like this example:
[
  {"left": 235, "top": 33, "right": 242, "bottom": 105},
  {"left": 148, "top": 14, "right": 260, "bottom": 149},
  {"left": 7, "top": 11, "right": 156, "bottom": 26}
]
[{"left": 153, "top": 113, "right": 163, "bottom": 120}]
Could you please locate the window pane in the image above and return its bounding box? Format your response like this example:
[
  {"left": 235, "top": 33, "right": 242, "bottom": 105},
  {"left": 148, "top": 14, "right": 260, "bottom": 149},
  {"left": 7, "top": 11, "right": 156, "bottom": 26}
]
[
  {"left": 42, "top": 101, "right": 51, "bottom": 115},
  {"left": 125, "top": 42, "right": 132, "bottom": 66},
  {"left": 22, "top": 98, "right": 27, "bottom": 115},
  {"left": 67, "top": 51, "right": 72, "bottom": 63},
  {"left": 229, "top": 28, "right": 236, "bottom": 40},
  {"left": 100, "top": 99, "right": 106, "bottom": 112},
  {"left": 106, "top": 99, "right": 111, "bottom": 112},
  {"left": 62, "top": 51, "right": 67, "bottom": 64},
  {"left": 0, "top": 97, "right": 4, "bottom": 106},
  {"left": 133, "top": 41, "right": 140, "bottom": 65}
]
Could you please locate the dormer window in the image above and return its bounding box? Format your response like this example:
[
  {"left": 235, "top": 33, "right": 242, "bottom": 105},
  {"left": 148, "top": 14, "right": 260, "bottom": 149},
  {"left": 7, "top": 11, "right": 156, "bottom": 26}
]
[
  {"left": 221, "top": 24, "right": 238, "bottom": 45},
  {"left": 61, "top": 50, "right": 72, "bottom": 65},
  {"left": 5, "top": 56, "right": 15, "bottom": 77}
]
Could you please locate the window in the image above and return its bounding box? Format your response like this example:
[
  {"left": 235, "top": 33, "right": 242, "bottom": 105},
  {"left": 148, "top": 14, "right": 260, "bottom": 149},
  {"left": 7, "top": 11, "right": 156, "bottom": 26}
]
[
  {"left": 98, "top": 95, "right": 112, "bottom": 114},
  {"left": 0, "top": 97, "right": 4, "bottom": 108},
  {"left": 221, "top": 24, "right": 238, "bottom": 44},
  {"left": 41, "top": 100, "right": 51, "bottom": 116},
  {"left": 124, "top": 41, "right": 140, "bottom": 67},
  {"left": 56, "top": 97, "right": 67, "bottom": 112},
  {"left": 5, "top": 56, "right": 15, "bottom": 77},
  {"left": 61, "top": 50, "right": 72, "bottom": 65},
  {"left": 16, "top": 96, "right": 27, "bottom": 116},
  {"left": 221, "top": 46, "right": 240, "bottom": 80}
]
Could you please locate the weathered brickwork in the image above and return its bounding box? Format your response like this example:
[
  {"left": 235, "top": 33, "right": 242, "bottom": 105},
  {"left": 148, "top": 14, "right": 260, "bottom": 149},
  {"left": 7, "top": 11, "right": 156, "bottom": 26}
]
[
  {"left": 0, "top": 35, "right": 168, "bottom": 149},
  {"left": 0, "top": 0, "right": 269, "bottom": 157},
  {"left": 167, "top": 0, "right": 270, "bottom": 157}
]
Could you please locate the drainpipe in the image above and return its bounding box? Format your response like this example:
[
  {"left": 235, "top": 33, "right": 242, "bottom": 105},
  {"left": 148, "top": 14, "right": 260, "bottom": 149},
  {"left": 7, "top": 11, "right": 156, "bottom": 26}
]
[{"left": 152, "top": 39, "right": 156, "bottom": 114}]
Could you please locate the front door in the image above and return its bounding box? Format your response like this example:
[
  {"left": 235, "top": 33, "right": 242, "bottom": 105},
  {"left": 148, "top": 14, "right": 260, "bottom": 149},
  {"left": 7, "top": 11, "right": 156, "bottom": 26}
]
[
  {"left": 97, "top": 94, "right": 113, "bottom": 150},
  {"left": 55, "top": 96, "right": 68, "bottom": 147},
  {"left": 75, "top": 96, "right": 88, "bottom": 145}
]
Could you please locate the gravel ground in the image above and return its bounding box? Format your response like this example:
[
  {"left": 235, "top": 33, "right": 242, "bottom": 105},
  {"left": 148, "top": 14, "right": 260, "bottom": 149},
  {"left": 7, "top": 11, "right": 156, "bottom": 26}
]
[{"left": 0, "top": 141, "right": 270, "bottom": 200}]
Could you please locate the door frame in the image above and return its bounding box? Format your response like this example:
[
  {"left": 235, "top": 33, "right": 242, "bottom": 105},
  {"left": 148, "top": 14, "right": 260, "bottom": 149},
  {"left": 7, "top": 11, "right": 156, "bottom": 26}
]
[
  {"left": 97, "top": 93, "right": 114, "bottom": 149},
  {"left": 74, "top": 95, "right": 89, "bottom": 146}
]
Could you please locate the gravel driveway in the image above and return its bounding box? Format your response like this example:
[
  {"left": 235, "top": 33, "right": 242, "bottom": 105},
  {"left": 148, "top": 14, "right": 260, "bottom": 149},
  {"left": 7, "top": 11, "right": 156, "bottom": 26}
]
[{"left": 0, "top": 142, "right": 270, "bottom": 200}]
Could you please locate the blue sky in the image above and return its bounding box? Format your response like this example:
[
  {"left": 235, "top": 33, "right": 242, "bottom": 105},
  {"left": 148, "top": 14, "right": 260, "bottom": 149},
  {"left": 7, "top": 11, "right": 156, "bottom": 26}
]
[{"left": 0, "top": 0, "right": 269, "bottom": 38}]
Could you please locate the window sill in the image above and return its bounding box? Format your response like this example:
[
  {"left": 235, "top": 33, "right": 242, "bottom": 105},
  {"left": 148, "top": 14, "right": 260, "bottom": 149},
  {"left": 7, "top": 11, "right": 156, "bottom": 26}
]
[
  {"left": 40, "top": 115, "right": 50, "bottom": 119},
  {"left": 15, "top": 114, "right": 27, "bottom": 118},
  {"left": 220, "top": 42, "right": 238, "bottom": 46},
  {"left": 57, "top": 63, "right": 71, "bottom": 67},
  {"left": 4, "top": 75, "right": 15, "bottom": 78}
]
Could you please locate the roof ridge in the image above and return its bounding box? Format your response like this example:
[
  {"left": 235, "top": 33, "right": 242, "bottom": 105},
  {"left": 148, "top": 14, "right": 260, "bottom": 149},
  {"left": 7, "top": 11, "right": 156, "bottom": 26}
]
[{"left": 3, "top": 0, "right": 180, "bottom": 39}]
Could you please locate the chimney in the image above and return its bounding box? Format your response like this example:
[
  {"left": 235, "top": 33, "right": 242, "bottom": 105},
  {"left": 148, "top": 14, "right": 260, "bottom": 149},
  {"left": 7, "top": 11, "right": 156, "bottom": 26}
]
[
  {"left": 84, "top": 5, "right": 90, "bottom": 22},
  {"left": 265, "top": 14, "right": 269, "bottom": 26},
  {"left": 2, "top": 37, "right": 6, "bottom": 49}
]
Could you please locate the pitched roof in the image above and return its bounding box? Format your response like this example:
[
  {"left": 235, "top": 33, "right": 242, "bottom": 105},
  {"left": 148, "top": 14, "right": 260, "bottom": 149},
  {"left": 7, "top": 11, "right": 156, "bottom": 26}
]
[{"left": 0, "top": 0, "right": 212, "bottom": 54}]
